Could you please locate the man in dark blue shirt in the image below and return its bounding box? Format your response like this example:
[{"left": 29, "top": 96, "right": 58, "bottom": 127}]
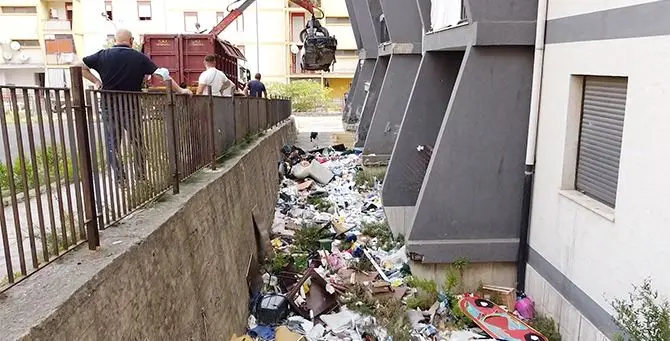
[
  {"left": 76, "top": 29, "right": 190, "bottom": 186},
  {"left": 244, "top": 73, "right": 267, "bottom": 98}
]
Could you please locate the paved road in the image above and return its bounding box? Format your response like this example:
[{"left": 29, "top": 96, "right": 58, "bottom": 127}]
[
  {"left": 293, "top": 114, "right": 345, "bottom": 151},
  {"left": 0, "top": 123, "right": 72, "bottom": 164}
]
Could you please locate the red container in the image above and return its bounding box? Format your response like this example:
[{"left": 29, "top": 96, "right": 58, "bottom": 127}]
[
  {"left": 143, "top": 34, "right": 182, "bottom": 87},
  {"left": 143, "top": 33, "right": 246, "bottom": 89}
]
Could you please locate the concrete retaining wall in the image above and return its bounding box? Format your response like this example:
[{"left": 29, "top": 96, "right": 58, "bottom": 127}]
[{"left": 0, "top": 120, "right": 296, "bottom": 341}]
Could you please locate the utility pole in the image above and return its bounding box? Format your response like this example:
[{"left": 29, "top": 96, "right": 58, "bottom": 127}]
[{"left": 255, "top": 0, "right": 260, "bottom": 72}]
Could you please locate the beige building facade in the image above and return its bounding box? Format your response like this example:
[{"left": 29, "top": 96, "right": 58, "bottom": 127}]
[{"left": 0, "top": 0, "right": 356, "bottom": 98}]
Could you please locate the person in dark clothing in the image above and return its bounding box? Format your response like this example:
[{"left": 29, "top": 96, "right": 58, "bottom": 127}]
[
  {"left": 244, "top": 73, "right": 267, "bottom": 98},
  {"left": 76, "top": 28, "right": 190, "bottom": 186}
]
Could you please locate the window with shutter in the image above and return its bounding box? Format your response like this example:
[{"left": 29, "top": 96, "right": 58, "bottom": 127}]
[
  {"left": 575, "top": 76, "right": 628, "bottom": 207},
  {"left": 137, "top": 1, "right": 152, "bottom": 21}
]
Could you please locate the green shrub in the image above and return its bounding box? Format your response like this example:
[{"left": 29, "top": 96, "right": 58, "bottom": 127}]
[
  {"left": 611, "top": 278, "right": 670, "bottom": 341},
  {"left": 292, "top": 224, "right": 330, "bottom": 252},
  {"left": 267, "top": 80, "right": 333, "bottom": 112},
  {"left": 530, "top": 314, "right": 562, "bottom": 341},
  {"left": 0, "top": 144, "right": 75, "bottom": 192}
]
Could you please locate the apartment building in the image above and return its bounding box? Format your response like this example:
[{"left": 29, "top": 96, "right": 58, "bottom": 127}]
[
  {"left": 525, "top": 1, "right": 670, "bottom": 340},
  {"left": 346, "top": 0, "right": 535, "bottom": 293},
  {"left": 0, "top": 0, "right": 356, "bottom": 92},
  {"left": 79, "top": 0, "right": 356, "bottom": 99},
  {"left": 348, "top": 0, "right": 669, "bottom": 340},
  {"left": 0, "top": 2, "right": 46, "bottom": 86}
]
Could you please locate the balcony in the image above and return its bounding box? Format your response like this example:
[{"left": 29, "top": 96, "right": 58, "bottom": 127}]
[
  {"left": 43, "top": 19, "right": 72, "bottom": 32},
  {"left": 288, "top": 0, "right": 321, "bottom": 9}
]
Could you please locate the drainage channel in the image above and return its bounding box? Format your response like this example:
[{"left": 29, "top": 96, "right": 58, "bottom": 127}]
[{"left": 237, "top": 123, "right": 549, "bottom": 341}]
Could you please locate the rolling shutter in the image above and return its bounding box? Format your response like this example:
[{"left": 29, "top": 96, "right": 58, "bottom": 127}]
[{"left": 576, "top": 76, "right": 628, "bottom": 207}]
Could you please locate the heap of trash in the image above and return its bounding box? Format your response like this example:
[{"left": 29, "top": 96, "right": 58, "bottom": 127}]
[{"left": 231, "top": 143, "right": 551, "bottom": 341}]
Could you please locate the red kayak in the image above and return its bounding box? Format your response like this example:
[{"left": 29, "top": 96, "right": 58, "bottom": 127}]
[{"left": 459, "top": 296, "right": 548, "bottom": 341}]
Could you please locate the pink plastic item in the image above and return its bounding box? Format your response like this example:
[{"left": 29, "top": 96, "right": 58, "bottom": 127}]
[{"left": 515, "top": 296, "right": 535, "bottom": 320}]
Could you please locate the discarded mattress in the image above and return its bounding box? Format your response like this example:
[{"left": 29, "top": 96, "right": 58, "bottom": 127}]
[{"left": 291, "top": 160, "right": 334, "bottom": 184}]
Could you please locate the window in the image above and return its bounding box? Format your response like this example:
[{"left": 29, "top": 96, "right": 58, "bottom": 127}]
[
  {"left": 184, "top": 11, "right": 198, "bottom": 32},
  {"left": 236, "top": 14, "right": 245, "bottom": 32},
  {"left": 14, "top": 40, "right": 40, "bottom": 48},
  {"left": 290, "top": 13, "right": 305, "bottom": 42},
  {"left": 137, "top": 1, "right": 152, "bottom": 21},
  {"left": 326, "top": 17, "right": 349, "bottom": 25},
  {"left": 1, "top": 6, "right": 37, "bottom": 14},
  {"left": 460, "top": 0, "right": 467, "bottom": 19},
  {"left": 65, "top": 2, "right": 73, "bottom": 21},
  {"left": 380, "top": 14, "right": 389, "bottom": 42},
  {"left": 216, "top": 11, "right": 225, "bottom": 23},
  {"left": 45, "top": 34, "right": 75, "bottom": 54},
  {"left": 105, "top": 1, "right": 113, "bottom": 20},
  {"left": 575, "top": 76, "right": 628, "bottom": 207}
]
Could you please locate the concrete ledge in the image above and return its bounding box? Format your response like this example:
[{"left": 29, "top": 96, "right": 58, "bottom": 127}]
[
  {"left": 474, "top": 21, "right": 536, "bottom": 46},
  {"left": 358, "top": 49, "right": 378, "bottom": 59},
  {"left": 378, "top": 42, "right": 422, "bottom": 56},
  {"left": 406, "top": 238, "right": 519, "bottom": 263},
  {"left": 0, "top": 119, "right": 296, "bottom": 341},
  {"left": 424, "top": 21, "right": 536, "bottom": 52},
  {"left": 362, "top": 154, "right": 391, "bottom": 166},
  {"left": 424, "top": 24, "right": 474, "bottom": 52}
]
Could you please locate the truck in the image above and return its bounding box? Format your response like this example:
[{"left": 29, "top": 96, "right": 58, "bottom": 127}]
[
  {"left": 142, "top": 34, "right": 249, "bottom": 90},
  {"left": 142, "top": 0, "right": 336, "bottom": 91}
]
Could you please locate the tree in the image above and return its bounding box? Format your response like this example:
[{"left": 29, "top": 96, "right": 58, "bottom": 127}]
[{"left": 266, "top": 80, "right": 334, "bottom": 112}]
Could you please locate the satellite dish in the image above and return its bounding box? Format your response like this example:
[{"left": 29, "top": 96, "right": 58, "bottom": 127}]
[
  {"left": 10, "top": 41, "right": 21, "bottom": 51},
  {"left": 19, "top": 53, "right": 29, "bottom": 62},
  {"left": 290, "top": 44, "right": 299, "bottom": 54},
  {"left": 3, "top": 52, "right": 12, "bottom": 60}
]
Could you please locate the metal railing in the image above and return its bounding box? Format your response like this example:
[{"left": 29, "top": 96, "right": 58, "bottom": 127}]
[{"left": 0, "top": 67, "right": 292, "bottom": 290}]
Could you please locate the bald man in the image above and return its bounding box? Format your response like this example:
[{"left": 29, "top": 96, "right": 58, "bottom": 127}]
[
  {"left": 76, "top": 29, "right": 191, "bottom": 186},
  {"left": 77, "top": 29, "right": 189, "bottom": 93}
]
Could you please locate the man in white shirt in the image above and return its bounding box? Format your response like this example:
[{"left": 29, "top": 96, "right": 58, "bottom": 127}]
[{"left": 196, "top": 55, "right": 235, "bottom": 97}]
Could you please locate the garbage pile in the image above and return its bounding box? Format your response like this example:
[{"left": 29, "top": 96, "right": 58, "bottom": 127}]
[{"left": 232, "top": 144, "right": 548, "bottom": 341}]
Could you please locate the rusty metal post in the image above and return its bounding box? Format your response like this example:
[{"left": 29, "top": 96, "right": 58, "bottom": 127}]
[
  {"left": 165, "top": 80, "right": 180, "bottom": 194},
  {"left": 69, "top": 66, "right": 100, "bottom": 250},
  {"left": 208, "top": 86, "right": 216, "bottom": 170}
]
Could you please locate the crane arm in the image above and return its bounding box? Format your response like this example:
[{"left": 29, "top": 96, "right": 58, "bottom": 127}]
[{"left": 209, "top": 0, "right": 322, "bottom": 36}]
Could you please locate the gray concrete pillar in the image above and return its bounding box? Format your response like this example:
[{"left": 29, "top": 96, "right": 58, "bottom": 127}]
[
  {"left": 406, "top": 45, "right": 534, "bottom": 263},
  {"left": 346, "top": 60, "right": 375, "bottom": 128},
  {"left": 382, "top": 52, "right": 463, "bottom": 236},
  {"left": 367, "top": 0, "right": 384, "bottom": 45},
  {"left": 379, "top": 0, "right": 423, "bottom": 44},
  {"left": 416, "top": 0, "right": 432, "bottom": 33},
  {"left": 362, "top": 54, "right": 422, "bottom": 162},
  {"left": 343, "top": 63, "right": 361, "bottom": 125},
  {"left": 360, "top": 0, "right": 423, "bottom": 161},
  {"left": 344, "top": 0, "right": 363, "bottom": 50},
  {"left": 355, "top": 56, "right": 388, "bottom": 148}
]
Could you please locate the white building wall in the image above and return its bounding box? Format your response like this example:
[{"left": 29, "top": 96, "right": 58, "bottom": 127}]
[
  {"left": 0, "top": 1, "right": 45, "bottom": 86},
  {"left": 546, "top": 0, "right": 658, "bottom": 20},
  {"left": 0, "top": 68, "right": 41, "bottom": 86},
  {"left": 528, "top": 24, "right": 670, "bottom": 341}
]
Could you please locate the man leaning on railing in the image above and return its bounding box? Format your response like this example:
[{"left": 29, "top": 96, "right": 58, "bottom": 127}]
[{"left": 75, "top": 28, "right": 191, "bottom": 187}]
